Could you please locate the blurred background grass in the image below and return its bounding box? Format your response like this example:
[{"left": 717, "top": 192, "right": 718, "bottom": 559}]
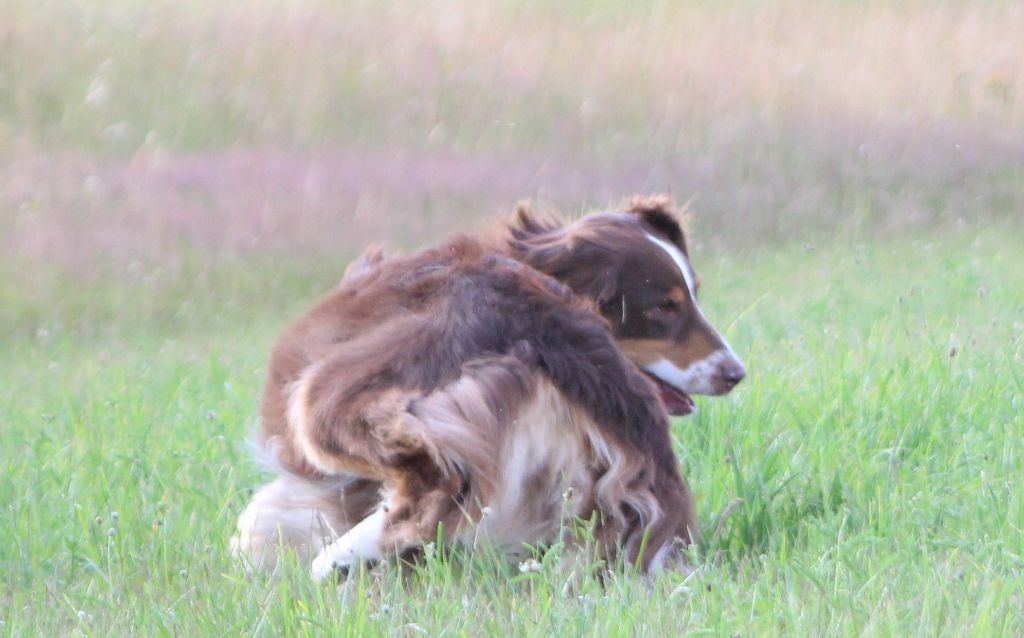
[{"left": 2, "top": 0, "right": 1022, "bottom": 281}]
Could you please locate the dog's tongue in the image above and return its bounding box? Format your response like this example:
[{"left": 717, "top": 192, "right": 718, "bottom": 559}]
[{"left": 646, "top": 375, "right": 695, "bottom": 416}]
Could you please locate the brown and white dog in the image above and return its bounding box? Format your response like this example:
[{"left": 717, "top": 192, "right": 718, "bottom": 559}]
[{"left": 231, "top": 196, "right": 745, "bottom": 580}]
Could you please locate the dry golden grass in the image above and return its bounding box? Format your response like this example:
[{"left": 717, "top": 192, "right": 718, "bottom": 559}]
[
  {"left": 1, "top": 0, "right": 1021, "bottom": 274},
  {"left": 3, "top": 0, "right": 1023, "bottom": 150}
]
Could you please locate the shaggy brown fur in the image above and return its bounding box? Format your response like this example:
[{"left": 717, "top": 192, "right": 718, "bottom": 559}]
[{"left": 231, "top": 196, "right": 745, "bottom": 579}]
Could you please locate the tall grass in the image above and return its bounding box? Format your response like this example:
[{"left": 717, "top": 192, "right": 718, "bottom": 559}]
[
  {"left": 2, "top": 0, "right": 1022, "bottom": 282},
  {"left": 2, "top": 228, "right": 1022, "bottom": 635},
  {"left": 5, "top": 0, "right": 1024, "bottom": 153}
]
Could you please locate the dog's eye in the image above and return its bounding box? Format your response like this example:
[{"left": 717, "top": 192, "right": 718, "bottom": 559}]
[{"left": 652, "top": 299, "right": 678, "bottom": 313}]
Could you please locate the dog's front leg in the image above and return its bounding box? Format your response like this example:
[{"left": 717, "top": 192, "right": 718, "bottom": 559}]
[
  {"left": 310, "top": 460, "right": 466, "bottom": 582},
  {"left": 311, "top": 507, "right": 386, "bottom": 581}
]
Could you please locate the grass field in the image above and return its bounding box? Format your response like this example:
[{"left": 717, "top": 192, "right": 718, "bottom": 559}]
[
  {"left": 3, "top": 0, "right": 1024, "bottom": 636},
  {"left": 4, "top": 228, "right": 1024, "bottom": 636}
]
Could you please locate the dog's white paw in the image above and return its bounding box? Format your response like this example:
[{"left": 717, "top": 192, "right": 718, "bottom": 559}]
[
  {"left": 311, "top": 543, "right": 353, "bottom": 582},
  {"left": 310, "top": 508, "right": 387, "bottom": 583}
]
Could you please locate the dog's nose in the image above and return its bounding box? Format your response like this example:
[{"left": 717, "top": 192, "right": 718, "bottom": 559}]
[{"left": 719, "top": 360, "right": 746, "bottom": 388}]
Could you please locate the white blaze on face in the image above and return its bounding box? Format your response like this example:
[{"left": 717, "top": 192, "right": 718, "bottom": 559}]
[
  {"left": 645, "top": 233, "right": 698, "bottom": 299},
  {"left": 642, "top": 232, "right": 742, "bottom": 395}
]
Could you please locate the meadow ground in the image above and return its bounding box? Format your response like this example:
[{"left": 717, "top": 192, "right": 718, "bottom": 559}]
[
  {"left": 2, "top": 0, "right": 1024, "bottom": 636},
  {"left": 3, "top": 229, "right": 1024, "bottom": 636}
]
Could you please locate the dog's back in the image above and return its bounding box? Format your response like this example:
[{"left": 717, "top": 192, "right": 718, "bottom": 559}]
[{"left": 260, "top": 236, "right": 490, "bottom": 478}]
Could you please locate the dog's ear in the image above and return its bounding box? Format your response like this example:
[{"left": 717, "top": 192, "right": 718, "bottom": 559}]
[
  {"left": 509, "top": 207, "right": 619, "bottom": 307},
  {"left": 508, "top": 202, "right": 563, "bottom": 242},
  {"left": 625, "top": 195, "right": 688, "bottom": 251},
  {"left": 506, "top": 201, "right": 570, "bottom": 274}
]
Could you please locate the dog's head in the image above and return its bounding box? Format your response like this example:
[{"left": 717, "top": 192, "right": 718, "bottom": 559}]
[{"left": 510, "top": 196, "right": 745, "bottom": 416}]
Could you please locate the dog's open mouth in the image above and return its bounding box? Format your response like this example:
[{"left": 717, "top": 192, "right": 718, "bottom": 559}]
[{"left": 643, "top": 372, "right": 695, "bottom": 416}]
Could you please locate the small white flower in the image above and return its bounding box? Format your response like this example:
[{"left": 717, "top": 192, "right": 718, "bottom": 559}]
[
  {"left": 107, "top": 527, "right": 117, "bottom": 537},
  {"left": 77, "top": 610, "right": 88, "bottom": 622},
  {"left": 110, "top": 511, "right": 120, "bottom": 523},
  {"left": 179, "top": 569, "right": 188, "bottom": 579},
  {"left": 518, "top": 558, "right": 542, "bottom": 573}
]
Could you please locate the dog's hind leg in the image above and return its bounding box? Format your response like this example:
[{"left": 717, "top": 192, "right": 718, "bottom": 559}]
[
  {"left": 231, "top": 475, "right": 381, "bottom": 571},
  {"left": 310, "top": 458, "right": 466, "bottom": 581},
  {"left": 307, "top": 354, "right": 536, "bottom": 582}
]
